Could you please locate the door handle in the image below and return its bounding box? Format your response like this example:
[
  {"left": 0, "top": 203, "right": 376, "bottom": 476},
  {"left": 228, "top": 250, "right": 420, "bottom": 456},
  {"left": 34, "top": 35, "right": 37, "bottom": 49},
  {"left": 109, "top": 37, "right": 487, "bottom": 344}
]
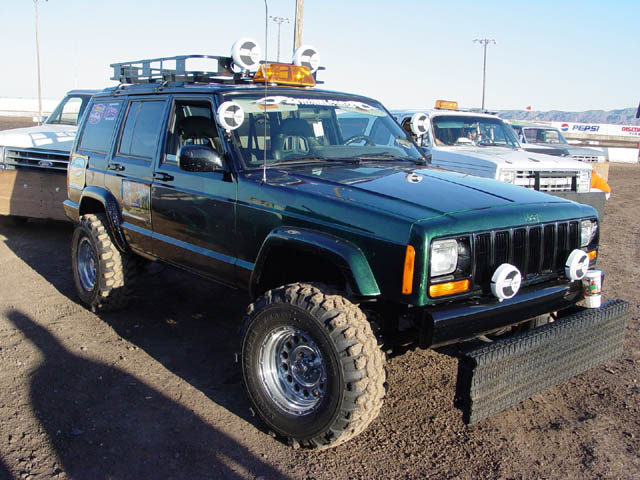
[
  {"left": 107, "top": 163, "right": 125, "bottom": 172},
  {"left": 153, "top": 172, "right": 174, "bottom": 182}
]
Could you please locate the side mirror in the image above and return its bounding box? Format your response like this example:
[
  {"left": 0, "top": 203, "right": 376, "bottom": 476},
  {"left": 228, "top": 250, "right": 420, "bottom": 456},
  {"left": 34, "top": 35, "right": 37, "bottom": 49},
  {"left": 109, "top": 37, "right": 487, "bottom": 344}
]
[
  {"left": 178, "top": 145, "right": 224, "bottom": 172},
  {"left": 420, "top": 146, "right": 432, "bottom": 162}
]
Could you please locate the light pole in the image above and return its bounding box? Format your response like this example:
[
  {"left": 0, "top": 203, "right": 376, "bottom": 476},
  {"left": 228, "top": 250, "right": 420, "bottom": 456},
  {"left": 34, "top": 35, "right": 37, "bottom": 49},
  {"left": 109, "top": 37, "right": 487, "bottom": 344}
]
[
  {"left": 34, "top": 0, "right": 46, "bottom": 125},
  {"left": 294, "top": 0, "right": 304, "bottom": 51},
  {"left": 270, "top": 16, "right": 290, "bottom": 62},
  {"left": 473, "top": 38, "right": 496, "bottom": 112}
]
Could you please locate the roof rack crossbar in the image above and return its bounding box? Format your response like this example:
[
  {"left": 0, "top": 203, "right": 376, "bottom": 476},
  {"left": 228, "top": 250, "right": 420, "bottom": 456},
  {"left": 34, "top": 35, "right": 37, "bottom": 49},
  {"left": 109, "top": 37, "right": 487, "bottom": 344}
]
[{"left": 110, "top": 54, "right": 243, "bottom": 85}]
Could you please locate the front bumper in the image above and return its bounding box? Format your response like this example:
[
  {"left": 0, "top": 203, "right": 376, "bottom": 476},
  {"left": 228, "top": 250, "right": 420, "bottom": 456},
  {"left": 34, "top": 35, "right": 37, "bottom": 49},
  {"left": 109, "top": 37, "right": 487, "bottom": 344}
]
[{"left": 419, "top": 279, "right": 584, "bottom": 348}]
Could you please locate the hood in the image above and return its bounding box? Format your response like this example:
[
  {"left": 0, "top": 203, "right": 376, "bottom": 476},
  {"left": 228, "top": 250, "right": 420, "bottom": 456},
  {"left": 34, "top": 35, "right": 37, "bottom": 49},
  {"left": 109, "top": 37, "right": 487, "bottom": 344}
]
[
  {"left": 435, "top": 145, "right": 592, "bottom": 171},
  {"left": 256, "top": 162, "right": 574, "bottom": 224},
  {"left": 0, "top": 124, "right": 78, "bottom": 152}
]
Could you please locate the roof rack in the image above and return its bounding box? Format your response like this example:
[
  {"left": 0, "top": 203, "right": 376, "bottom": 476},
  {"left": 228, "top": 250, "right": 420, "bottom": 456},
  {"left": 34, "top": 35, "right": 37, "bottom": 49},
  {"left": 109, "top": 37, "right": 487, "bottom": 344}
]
[{"left": 110, "top": 54, "right": 246, "bottom": 85}]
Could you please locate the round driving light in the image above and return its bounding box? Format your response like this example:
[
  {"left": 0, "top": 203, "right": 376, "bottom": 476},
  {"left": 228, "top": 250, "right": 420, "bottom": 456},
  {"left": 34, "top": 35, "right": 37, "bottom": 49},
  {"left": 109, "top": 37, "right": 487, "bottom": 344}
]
[
  {"left": 491, "top": 263, "right": 522, "bottom": 301},
  {"left": 410, "top": 112, "right": 429, "bottom": 136},
  {"left": 565, "top": 249, "right": 589, "bottom": 281},
  {"left": 292, "top": 45, "right": 320, "bottom": 73},
  {"left": 231, "top": 38, "right": 261, "bottom": 71},
  {"left": 216, "top": 101, "right": 244, "bottom": 131}
]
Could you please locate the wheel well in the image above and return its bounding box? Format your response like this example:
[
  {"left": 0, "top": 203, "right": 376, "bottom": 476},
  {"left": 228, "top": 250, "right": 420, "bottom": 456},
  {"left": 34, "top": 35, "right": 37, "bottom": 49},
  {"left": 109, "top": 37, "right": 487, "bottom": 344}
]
[
  {"left": 255, "top": 246, "right": 349, "bottom": 298},
  {"left": 79, "top": 197, "right": 106, "bottom": 216}
]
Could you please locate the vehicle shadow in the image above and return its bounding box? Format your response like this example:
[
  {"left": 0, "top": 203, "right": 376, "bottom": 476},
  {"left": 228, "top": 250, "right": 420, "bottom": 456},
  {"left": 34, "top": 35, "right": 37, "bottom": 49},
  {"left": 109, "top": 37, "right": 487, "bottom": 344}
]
[
  {"left": 0, "top": 218, "right": 279, "bottom": 447},
  {"left": 7, "top": 309, "right": 289, "bottom": 480},
  {"left": 0, "top": 456, "right": 15, "bottom": 480}
]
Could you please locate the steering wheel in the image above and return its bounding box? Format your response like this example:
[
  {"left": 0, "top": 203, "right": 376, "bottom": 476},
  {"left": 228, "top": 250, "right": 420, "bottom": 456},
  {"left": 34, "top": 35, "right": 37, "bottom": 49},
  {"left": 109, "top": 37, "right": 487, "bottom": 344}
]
[{"left": 345, "top": 135, "right": 375, "bottom": 146}]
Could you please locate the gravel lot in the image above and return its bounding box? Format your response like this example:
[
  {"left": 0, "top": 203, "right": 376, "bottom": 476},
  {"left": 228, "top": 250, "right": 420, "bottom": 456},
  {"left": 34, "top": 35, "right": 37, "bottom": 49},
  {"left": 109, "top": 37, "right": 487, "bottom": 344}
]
[{"left": 0, "top": 116, "right": 638, "bottom": 479}]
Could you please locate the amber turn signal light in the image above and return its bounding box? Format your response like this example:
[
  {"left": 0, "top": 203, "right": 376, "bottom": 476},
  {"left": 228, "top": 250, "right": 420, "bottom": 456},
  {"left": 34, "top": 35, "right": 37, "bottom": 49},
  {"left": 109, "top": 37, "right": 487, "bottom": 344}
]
[
  {"left": 253, "top": 63, "right": 316, "bottom": 87},
  {"left": 402, "top": 245, "right": 416, "bottom": 295},
  {"left": 587, "top": 250, "right": 597, "bottom": 261},
  {"left": 429, "top": 279, "right": 470, "bottom": 298}
]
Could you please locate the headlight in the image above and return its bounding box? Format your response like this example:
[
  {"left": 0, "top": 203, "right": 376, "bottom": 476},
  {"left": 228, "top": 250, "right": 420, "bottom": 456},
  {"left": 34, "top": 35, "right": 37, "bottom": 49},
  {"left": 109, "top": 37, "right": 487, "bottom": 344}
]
[
  {"left": 430, "top": 239, "right": 458, "bottom": 277},
  {"left": 577, "top": 170, "right": 591, "bottom": 192},
  {"left": 498, "top": 168, "right": 515, "bottom": 183},
  {"left": 580, "top": 219, "right": 598, "bottom": 247}
]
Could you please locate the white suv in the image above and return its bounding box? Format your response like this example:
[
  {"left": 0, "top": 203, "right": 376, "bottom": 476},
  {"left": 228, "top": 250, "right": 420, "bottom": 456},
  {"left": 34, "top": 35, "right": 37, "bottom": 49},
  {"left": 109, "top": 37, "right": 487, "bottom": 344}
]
[{"left": 393, "top": 107, "right": 605, "bottom": 219}]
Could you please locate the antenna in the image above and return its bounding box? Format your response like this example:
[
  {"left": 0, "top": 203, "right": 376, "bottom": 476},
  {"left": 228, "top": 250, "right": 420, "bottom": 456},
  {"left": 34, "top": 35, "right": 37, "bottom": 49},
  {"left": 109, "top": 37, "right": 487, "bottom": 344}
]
[{"left": 263, "top": 0, "right": 269, "bottom": 183}]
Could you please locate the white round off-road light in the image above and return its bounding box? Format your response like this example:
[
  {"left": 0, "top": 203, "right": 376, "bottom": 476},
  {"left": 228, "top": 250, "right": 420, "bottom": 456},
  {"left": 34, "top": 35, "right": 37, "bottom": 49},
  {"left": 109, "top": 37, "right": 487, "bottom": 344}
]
[
  {"left": 565, "top": 249, "right": 589, "bottom": 281},
  {"left": 216, "top": 101, "right": 244, "bottom": 131},
  {"left": 491, "top": 263, "right": 522, "bottom": 301},
  {"left": 293, "top": 45, "right": 320, "bottom": 73},
  {"left": 231, "top": 38, "right": 262, "bottom": 71},
  {"left": 410, "top": 112, "right": 429, "bottom": 136}
]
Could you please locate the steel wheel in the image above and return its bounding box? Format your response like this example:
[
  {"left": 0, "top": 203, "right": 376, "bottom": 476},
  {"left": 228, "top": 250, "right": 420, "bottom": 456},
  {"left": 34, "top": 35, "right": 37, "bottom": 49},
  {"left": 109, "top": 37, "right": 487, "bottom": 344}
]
[
  {"left": 76, "top": 237, "right": 97, "bottom": 292},
  {"left": 258, "top": 325, "right": 326, "bottom": 416}
]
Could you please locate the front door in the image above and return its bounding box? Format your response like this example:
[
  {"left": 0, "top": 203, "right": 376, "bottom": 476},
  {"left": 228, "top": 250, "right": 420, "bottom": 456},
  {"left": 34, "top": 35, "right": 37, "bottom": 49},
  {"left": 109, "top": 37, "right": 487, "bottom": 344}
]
[{"left": 151, "top": 96, "right": 237, "bottom": 285}]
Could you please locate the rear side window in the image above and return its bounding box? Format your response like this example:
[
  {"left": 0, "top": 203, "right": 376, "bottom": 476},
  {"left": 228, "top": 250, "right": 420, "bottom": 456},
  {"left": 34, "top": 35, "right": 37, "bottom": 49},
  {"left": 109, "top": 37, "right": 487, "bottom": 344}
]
[
  {"left": 119, "top": 100, "right": 166, "bottom": 159},
  {"left": 78, "top": 100, "right": 123, "bottom": 153}
]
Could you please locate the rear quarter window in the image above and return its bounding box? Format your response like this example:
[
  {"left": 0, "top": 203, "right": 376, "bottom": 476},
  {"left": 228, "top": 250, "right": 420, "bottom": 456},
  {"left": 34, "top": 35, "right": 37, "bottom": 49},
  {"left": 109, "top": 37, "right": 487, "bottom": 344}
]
[
  {"left": 78, "top": 101, "right": 123, "bottom": 153},
  {"left": 119, "top": 100, "right": 166, "bottom": 159}
]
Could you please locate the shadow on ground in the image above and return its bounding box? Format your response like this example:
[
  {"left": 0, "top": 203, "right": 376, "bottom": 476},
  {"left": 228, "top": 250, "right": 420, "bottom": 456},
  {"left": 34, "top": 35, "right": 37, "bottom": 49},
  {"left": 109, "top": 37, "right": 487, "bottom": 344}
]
[{"left": 7, "top": 309, "right": 288, "bottom": 479}]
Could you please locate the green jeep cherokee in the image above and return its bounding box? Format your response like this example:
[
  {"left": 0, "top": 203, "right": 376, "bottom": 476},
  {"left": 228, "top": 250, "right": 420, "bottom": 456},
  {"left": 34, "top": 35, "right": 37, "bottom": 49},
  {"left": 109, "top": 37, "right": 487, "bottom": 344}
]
[{"left": 64, "top": 49, "right": 624, "bottom": 449}]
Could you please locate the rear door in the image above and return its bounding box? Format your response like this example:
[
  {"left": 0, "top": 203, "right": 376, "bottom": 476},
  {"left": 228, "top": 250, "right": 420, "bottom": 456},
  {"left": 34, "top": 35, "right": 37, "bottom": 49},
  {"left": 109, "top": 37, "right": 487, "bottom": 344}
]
[
  {"left": 150, "top": 95, "right": 237, "bottom": 285},
  {"left": 104, "top": 97, "right": 168, "bottom": 256}
]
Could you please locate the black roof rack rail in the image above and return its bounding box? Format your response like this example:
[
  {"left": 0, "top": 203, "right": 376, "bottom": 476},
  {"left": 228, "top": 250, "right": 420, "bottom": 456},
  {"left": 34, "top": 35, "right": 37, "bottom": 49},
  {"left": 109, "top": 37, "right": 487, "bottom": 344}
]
[{"left": 110, "top": 54, "right": 248, "bottom": 85}]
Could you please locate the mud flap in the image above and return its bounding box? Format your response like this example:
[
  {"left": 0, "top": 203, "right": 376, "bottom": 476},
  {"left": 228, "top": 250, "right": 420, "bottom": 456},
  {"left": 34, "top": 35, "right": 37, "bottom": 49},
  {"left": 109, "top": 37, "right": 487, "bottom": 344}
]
[{"left": 456, "top": 299, "right": 629, "bottom": 424}]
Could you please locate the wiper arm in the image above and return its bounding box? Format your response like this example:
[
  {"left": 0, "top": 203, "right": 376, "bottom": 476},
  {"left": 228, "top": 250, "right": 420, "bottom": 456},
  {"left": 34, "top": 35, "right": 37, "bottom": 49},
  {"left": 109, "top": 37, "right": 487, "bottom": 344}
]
[
  {"left": 349, "top": 153, "right": 425, "bottom": 165},
  {"left": 269, "top": 155, "right": 328, "bottom": 166}
]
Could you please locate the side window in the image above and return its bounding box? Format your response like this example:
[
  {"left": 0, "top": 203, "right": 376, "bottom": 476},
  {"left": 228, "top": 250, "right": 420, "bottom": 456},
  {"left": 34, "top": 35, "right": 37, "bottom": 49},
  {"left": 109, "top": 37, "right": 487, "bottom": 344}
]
[
  {"left": 78, "top": 101, "right": 123, "bottom": 153},
  {"left": 119, "top": 100, "right": 165, "bottom": 159},
  {"left": 164, "top": 100, "right": 220, "bottom": 165},
  {"left": 524, "top": 129, "right": 537, "bottom": 143}
]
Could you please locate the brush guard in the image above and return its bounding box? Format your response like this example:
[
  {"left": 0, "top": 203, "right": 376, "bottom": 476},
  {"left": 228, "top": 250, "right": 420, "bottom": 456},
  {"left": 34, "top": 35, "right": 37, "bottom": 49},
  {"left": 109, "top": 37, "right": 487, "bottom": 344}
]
[{"left": 456, "top": 299, "right": 629, "bottom": 424}]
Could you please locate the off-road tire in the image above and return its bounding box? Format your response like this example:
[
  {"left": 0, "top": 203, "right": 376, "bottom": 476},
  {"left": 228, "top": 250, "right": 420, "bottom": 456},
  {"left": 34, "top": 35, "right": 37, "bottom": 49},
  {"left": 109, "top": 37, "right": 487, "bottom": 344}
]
[
  {"left": 242, "top": 283, "right": 386, "bottom": 449},
  {"left": 71, "top": 213, "right": 136, "bottom": 312}
]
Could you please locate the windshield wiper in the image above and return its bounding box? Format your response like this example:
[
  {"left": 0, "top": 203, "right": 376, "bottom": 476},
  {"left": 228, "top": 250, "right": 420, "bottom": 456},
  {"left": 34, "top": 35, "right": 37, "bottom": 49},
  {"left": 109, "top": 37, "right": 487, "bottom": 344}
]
[
  {"left": 269, "top": 155, "right": 328, "bottom": 166},
  {"left": 349, "top": 153, "right": 425, "bottom": 165}
]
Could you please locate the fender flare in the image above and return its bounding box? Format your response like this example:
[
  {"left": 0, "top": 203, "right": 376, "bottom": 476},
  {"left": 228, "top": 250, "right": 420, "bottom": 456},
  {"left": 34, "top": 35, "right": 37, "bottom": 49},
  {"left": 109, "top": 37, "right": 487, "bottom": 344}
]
[
  {"left": 79, "top": 186, "right": 129, "bottom": 253},
  {"left": 250, "top": 227, "right": 380, "bottom": 299}
]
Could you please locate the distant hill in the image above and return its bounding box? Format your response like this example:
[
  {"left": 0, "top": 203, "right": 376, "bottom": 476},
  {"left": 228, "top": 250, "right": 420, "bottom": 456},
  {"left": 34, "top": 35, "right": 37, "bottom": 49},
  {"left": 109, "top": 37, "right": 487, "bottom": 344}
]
[{"left": 498, "top": 107, "right": 640, "bottom": 125}]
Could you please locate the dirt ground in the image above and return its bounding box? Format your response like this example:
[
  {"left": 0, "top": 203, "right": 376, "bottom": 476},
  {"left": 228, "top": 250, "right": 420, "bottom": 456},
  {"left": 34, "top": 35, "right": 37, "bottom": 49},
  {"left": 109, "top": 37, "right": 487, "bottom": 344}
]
[{"left": 0, "top": 115, "right": 638, "bottom": 479}]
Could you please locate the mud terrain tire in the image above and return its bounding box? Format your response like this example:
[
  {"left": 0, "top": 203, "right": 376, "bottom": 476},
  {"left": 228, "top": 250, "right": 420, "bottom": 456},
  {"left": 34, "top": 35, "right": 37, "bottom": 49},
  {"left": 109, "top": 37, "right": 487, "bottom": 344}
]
[
  {"left": 242, "top": 283, "right": 386, "bottom": 449},
  {"left": 71, "top": 213, "right": 136, "bottom": 312}
]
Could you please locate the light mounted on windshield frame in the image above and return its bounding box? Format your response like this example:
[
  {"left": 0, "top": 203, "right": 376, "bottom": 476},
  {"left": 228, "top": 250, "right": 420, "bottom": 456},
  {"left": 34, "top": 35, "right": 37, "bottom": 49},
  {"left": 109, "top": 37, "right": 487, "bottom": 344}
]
[{"left": 253, "top": 64, "right": 316, "bottom": 87}]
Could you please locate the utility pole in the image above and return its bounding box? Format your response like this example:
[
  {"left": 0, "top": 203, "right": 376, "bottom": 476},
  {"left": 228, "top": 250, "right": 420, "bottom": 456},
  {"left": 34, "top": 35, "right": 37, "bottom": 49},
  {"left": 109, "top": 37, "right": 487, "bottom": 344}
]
[
  {"left": 34, "top": 0, "right": 45, "bottom": 125},
  {"left": 294, "top": 0, "right": 304, "bottom": 51},
  {"left": 270, "top": 16, "right": 290, "bottom": 62},
  {"left": 473, "top": 38, "right": 496, "bottom": 112}
]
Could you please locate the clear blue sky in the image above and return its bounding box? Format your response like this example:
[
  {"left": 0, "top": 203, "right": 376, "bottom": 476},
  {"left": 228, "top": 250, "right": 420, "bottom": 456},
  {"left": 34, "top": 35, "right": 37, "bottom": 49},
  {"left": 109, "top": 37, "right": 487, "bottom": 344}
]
[{"left": 1, "top": 0, "right": 638, "bottom": 112}]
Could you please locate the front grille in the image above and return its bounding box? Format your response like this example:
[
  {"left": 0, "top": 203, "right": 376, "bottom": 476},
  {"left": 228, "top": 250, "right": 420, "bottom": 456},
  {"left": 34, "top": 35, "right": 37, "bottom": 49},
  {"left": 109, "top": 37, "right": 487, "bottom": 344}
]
[
  {"left": 571, "top": 154, "right": 600, "bottom": 163},
  {"left": 472, "top": 220, "right": 580, "bottom": 291},
  {"left": 4, "top": 148, "right": 69, "bottom": 171},
  {"left": 514, "top": 170, "right": 577, "bottom": 192}
]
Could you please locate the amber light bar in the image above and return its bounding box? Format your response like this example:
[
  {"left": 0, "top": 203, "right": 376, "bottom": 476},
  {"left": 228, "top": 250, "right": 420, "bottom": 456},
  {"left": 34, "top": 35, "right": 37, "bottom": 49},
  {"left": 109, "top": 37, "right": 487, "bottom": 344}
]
[
  {"left": 253, "top": 63, "right": 316, "bottom": 87},
  {"left": 429, "top": 279, "right": 470, "bottom": 298},
  {"left": 435, "top": 99, "right": 458, "bottom": 110}
]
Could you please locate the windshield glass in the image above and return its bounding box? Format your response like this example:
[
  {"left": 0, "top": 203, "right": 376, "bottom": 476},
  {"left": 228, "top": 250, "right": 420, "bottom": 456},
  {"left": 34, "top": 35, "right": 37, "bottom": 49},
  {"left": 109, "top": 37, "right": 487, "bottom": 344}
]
[
  {"left": 524, "top": 127, "right": 568, "bottom": 145},
  {"left": 223, "top": 93, "right": 424, "bottom": 168},
  {"left": 46, "top": 94, "right": 92, "bottom": 125},
  {"left": 432, "top": 115, "right": 519, "bottom": 148}
]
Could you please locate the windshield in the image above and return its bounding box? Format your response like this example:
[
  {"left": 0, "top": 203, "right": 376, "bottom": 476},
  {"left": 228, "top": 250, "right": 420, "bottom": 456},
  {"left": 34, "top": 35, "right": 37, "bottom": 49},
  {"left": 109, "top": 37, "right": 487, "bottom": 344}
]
[
  {"left": 523, "top": 127, "right": 568, "bottom": 145},
  {"left": 223, "top": 93, "right": 424, "bottom": 168},
  {"left": 432, "top": 115, "right": 519, "bottom": 148},
  {"left": 46, "top": 94, "right": 92, "bottom": 125}
]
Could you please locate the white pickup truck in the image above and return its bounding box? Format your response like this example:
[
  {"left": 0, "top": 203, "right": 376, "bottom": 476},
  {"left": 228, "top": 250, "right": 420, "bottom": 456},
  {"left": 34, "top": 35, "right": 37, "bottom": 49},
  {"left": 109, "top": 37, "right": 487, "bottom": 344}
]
[
  {"left": 0, "top": 90, "right": 96, "bottom": 222},
  {"left": 392, "top": 105, "right": 606, "bottom": 219}
]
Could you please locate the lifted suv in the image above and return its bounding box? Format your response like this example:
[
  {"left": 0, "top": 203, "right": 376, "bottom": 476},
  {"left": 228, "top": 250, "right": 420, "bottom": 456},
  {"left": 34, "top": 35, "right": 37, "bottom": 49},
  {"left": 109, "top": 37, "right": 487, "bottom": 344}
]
[{"left": 65, "top": 49, "right": 624, "bottom": 449}]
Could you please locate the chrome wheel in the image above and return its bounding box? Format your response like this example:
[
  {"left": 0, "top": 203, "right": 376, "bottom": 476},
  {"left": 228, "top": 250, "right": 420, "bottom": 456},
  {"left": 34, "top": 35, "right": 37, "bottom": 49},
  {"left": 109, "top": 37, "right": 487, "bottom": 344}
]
[
  {"left": 258, "top": 326, "right": 327, "bottom": 416},
  {"left": 77, "top": 237, "right": 97, "bottom": 292}
]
